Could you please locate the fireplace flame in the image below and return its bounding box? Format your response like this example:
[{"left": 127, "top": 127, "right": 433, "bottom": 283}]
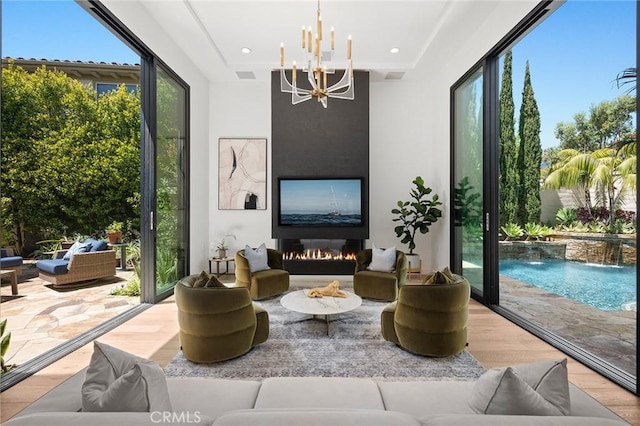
[{"left": 284, "top": 249, "right": 356, "bottom": 261}]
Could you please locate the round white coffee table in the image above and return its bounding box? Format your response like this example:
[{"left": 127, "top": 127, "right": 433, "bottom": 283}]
[{"left": 280, "top": 289, "right": 362, "bottom": 335}]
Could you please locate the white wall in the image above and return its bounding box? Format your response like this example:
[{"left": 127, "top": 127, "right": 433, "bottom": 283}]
[
  {"left": 209, "top": 81, "right": 272, "bottom": 257},
  {"left": 102, "top": 1, "right": 211, "bottom": 273}
]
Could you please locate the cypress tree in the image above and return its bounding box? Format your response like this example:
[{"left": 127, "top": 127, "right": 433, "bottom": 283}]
[
  {"left": 517, "top": 61, "right": 542, "bottom": 224},
  {"left": 499, "top": 51, "right": 517, "bottom": 226}
]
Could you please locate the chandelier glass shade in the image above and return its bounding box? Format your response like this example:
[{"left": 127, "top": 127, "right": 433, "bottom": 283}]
[{"left": 279, "top": 0, "right": 354, "bottom": 108}]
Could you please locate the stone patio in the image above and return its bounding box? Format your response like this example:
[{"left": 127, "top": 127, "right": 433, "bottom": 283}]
[{"left": 0, "top": 262, "right": 138, "bottom": 367}]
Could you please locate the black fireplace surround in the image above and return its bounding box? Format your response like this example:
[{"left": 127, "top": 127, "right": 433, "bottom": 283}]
[{"left": 271, "top": 70, "right": 370, "bottom": 275}]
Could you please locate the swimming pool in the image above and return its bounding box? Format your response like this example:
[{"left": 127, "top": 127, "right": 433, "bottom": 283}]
[{"left": 499, "top": 260, "right": 636, "bottom": 311}]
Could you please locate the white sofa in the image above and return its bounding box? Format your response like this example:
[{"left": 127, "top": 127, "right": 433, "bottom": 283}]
[{"left": 6, "top": 370, "right": 627, "bottom": 425}]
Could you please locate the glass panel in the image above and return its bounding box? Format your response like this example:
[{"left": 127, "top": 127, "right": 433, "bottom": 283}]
[
  {"left": 155, "top": 67, "right": 188, "bottom": 295},
  {"left": 453, "top": 69, "right": 484, "bottom": 294},
  {"left": 497, "top": 0, "right": 636, "bottom": 379}
]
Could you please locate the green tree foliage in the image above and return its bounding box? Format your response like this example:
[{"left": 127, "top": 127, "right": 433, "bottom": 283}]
[
  {"left": 1, "top": 62, "right": 140, "bottom": 252},
  {"left": 544, "top": 148, "right": 636, "bottom": 226},
  {"left": 516, "top": 61, "right": 542, "bottom": 225},
  {"left": 499, "top": 51, "right": 518, "bottom": 226},
  {"left": 554, "top": 95, "right": 635, "bottom": 152}
]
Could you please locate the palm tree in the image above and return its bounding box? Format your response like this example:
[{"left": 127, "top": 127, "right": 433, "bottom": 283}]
[
  {"left": 544, "top": 148, "right": 636, "bottom": 226},
  {"left": 615, "top": 67, "right": 636, "bottom": 94}
]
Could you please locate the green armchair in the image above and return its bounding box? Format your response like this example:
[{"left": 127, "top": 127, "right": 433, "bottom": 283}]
[
  {"left": 175, "top": 275, "right": 269, "bottom": 363},
  {"left": 353, "top": 249, "right": 407, "bottom": 301},
  {"left": 235, "top": 248, "right": 290, "bottom": 300},
  {"left": 381, "top": 274, "right": 470, "bottom": 357}
]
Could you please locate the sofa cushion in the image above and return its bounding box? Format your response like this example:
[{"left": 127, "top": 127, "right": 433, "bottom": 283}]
[
  {"left": 468, "top": 366, "right": 564, "bottom": 415},
  {"left": 255, "top": 377, "right": 385, "bottom": 410},
  {"left": 214, "top": 409, "right": 421, "bottom": 426},
  {"left": 245, "top": 243, "right": 271, "bottom": 273},
  {"left": 166, "top": 378, "right": 261, "bottom": 420},
  {"left": 36, "top": 259, "right": 69, "bottom": 275},
  {"left": 82, "top": 341, "right": 172, "bottom": 412},
  {"left": 1, "top": 256, "right": 23, "bottom": 268},
  {"left": 468, "top": 359, "right": 571, "bottom": 416},
  {"left": 63, "top": 241, "right": 92, "bottom": 260},
  {"left": 420, "top": 414, "right": 626, "bottom": 425},
  {"left": 368, "top": 245, "right": 396, "bottom": 272},
  {"left": 85, "top": 238, "right": 108, "bottom": 252}
]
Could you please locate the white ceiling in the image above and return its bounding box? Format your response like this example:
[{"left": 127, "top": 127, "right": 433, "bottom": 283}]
[{"left": 136, "top": 0, "right": 509, "bottom": 82}]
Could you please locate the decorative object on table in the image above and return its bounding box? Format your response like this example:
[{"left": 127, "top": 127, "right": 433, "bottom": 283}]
[
  {"left": 353, "top": 248, "right": 407, "bottom": 301},
  {"left": 214, "top": 233, "right": 236, "bottom": 259},
  {"left": 391, "top": 176, "right": 443, "bottom": 272},
  {"left": 235, "top": 247, "right": 290, "bottom": 300},
  {"left": 105, "top": 221, "right": 123, "bottom": 244},
  {"left": 278, "top": 0, "right": 354, "bottom": 108},
  {"left": 307, "top": 280, "right": 347, "bottom": 298},
  {"left": 381, "top": 269, "right": 470, "bottom": 357},
  {"left": 218, "top": 138, "right": 267, "bottom": 210}
]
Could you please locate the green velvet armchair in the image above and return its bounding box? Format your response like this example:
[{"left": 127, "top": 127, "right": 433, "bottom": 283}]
[
  {"left": 353, "top": 249, "right": 407, "bottom": 301},
  {"left": 235, "top": 248, "right": 290, "bottom": 300},
  {"left": 381, "top": 274, "right": 470, "bottom": 357},
  {"left": 174, "top": 275, "right": 269, "bottom": 363}
]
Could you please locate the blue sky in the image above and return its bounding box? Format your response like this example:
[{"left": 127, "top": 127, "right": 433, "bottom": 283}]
[
  {"left": 507, "top": 0, "right": 636, "bottom": 148},
  {"left": 2, "top": 0, "right": 138, "bottom": 64},
  {"left": 2, "top": 1, "right": 636, "bottom": 150}
]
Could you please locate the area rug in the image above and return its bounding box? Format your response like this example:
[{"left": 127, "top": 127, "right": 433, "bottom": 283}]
[{"left": 164, "top": 286, "right": 485, "bottom": 381}]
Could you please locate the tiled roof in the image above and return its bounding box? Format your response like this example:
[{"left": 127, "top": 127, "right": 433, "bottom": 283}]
[{"left": 4, "top": 57, "right": 140, "bottom": 67}]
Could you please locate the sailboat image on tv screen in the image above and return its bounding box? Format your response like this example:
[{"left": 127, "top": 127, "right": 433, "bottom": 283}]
[
  {"left": 278, "top": 178, "right": 363, "bottom": 226},
  {"left": 328, "top": 186, "right": 341, "bottom": 216}
]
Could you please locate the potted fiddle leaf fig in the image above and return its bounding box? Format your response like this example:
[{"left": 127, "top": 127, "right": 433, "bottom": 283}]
[{"left": 391, "top": 176, "right": 443, "bottom": 270}]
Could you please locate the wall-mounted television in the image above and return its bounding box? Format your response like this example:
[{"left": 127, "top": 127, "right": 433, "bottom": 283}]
[{"left": 278, "top": 177, "right": 364, "bottom": 227}]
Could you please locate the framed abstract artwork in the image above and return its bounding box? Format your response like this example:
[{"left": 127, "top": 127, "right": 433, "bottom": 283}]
[{"left": 218, "top": 138, "right": 267, "bottom": 210}]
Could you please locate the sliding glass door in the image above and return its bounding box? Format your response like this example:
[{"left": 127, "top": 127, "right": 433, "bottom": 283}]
[
  {"left": 451, "top": 0, "right": 637, "bottom": 394},
  {"left": 153, "top": 67, "right": 189, "bottom": 299},
  {"left": 452, "top": 68, "right": 484, "bottom": 298}
]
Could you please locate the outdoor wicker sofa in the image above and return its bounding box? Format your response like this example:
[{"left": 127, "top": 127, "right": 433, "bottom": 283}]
[{"left": 36, "top": 239, "right": 116, "bottom": 287}]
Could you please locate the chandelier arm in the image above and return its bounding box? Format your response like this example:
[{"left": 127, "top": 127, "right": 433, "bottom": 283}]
[{"left": 327, "top": 82, "right": 354, "bottom": 100}]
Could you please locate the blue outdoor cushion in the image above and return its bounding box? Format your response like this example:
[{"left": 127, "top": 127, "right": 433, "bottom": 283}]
[
  {"left": 85, "top": 238, "right": 108, "bottom": 252},
  {"left": 63, "top": 241, "right": 92, "bottom": 260},
  {"left": 0, "top": 256, "right": 23, "bottom": 268},
  {"left": 36, "top": 259, "right": 69, "bottom": 275}
]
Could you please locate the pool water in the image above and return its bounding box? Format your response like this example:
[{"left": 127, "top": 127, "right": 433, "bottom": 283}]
[{"left": 499, "top": 260, "right": 637, "bottom": 311}]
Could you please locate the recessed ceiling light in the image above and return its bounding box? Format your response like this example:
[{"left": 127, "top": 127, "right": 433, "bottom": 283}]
[
  {"left": 390, "top": 47, "right": 400, "bottom": 54},
  {"left": 241, "top": 47, "right": 252, "bottom": 54}
]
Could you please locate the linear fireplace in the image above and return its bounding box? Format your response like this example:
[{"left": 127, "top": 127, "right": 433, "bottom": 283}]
[{"left": 278, "top": 239, "right": 364, "bottom": 275}]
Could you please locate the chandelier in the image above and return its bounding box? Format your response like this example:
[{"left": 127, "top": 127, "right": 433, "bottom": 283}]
[{"left": 279, "top": 0, "right": 354, "bottom": 108}]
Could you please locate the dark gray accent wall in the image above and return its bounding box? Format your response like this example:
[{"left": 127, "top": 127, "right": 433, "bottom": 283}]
[{"left": 271, "top": 70, "right": 370, "bottom": 240}]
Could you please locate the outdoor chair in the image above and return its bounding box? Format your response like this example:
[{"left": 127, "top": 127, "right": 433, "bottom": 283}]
[
  {"left": 1, "top": 248, "right": 23, "bottom": 276},
  {"left": 36, "top": 238, "right": 116, "bottom": 287}
]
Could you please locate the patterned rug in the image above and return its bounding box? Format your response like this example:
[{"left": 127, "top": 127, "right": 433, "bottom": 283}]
[{"left": 164, "top": 286, "right": 485, "bottom": 381}]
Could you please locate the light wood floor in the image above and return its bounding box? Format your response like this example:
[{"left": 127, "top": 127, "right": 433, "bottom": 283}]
[{"left": 1, "top": 297, "right": 639, "bottom": 424}]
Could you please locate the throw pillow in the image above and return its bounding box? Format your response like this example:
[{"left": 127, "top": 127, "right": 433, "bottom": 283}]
[
  {"left": 205, "top": 275, "right": 227, "bottom": 288},
  {"left": 423, "top": 266, "right": 457, "bottom": 285},
  {"left": 468, "top": 358, "right": 570, "bottom": 416},
  {"left": 192, "top": 270, "right": 210, "bottom": 288},
  {"left": 63, "top": 241, "right": 92, "bottom": 261},
  {"left": 82, "top": 341, "right": 172, "bottom": 412},
  {"left": 244, "top": 243, "right": 271, "bottom": 273},
  {"left": 367, "top": 245, "right": 396, "bottom": 272}
]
